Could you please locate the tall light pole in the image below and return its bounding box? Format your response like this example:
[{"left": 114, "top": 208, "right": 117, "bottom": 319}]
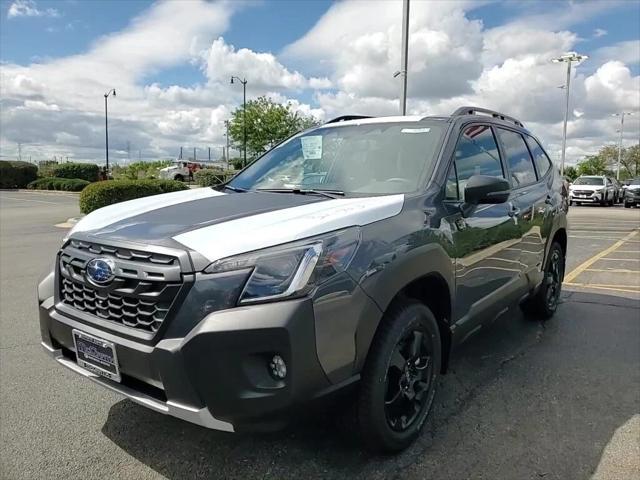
[
  {"left": 104, "top": 88, "right": 116, "bottom": 174},
  {"left": 612, "top": 112, "right": 634, "bottom": 180},
  {"left": 230, "top": 76, "right": 247, "bottom": 167},
  {"left": 224, "top": 120, "right": 230, "bottom": 170},
  {"left": 394, "top": 0, "right": 410, "bottom": 115},
  {"left": 551, "top": 52, "right": 587, "bottom": 176}
]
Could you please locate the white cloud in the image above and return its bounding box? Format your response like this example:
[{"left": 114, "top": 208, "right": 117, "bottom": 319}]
[
  {"left": 7, "top": 0, "right": 59, "bottom": 18},
  {"left": 593, "top": 28, "right": 608, "bottom": 38},
  {"left": 0, "top": 0, "right": 638, "bottom": 167},
  {"left": 591, "top": 40, "right": 640, "bottom": 67}
]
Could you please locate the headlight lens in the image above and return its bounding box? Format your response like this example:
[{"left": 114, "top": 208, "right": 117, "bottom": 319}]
[{"left": 205, "top": 227, "right": 360, "bottom": 304}]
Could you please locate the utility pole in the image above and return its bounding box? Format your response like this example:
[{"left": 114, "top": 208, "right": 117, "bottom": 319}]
[
  {"left": 179, "top": 146, "right": 183, "bottom": 160},
  {"left": 208, "top": 146, "right": 211, "bottom": 162},
  {"left": 193, "top": 147, "right": 196, "bottom": 162},
  {"left": 613, "top": 112, "right": 634, "bottom": 180},
  {"left": 551, "top": 52, "right": 587, "bottom": 177},
  {"left": 225, "top": 120, "right": 230, "bottom": 169},
  {"left": 230, "top": 76, "right": 248, "bottom": 167},
  {"left": 104, "top": 89, "right": 116, "bottom": 173},
  {"left": 397, "top": 0, "right": 410, "bottom": 115}
]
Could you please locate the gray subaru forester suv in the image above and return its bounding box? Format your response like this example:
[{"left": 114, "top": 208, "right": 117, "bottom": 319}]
[{"left": 38, "top": 107, "right": 568, "bottom": 452}]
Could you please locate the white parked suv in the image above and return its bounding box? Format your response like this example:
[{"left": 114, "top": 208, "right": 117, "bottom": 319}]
[
  {"left": 159, "top": 161, "right": 202, "bottom": 182},
  {"left": 569, "top": 176, "right": 616, "bottom": 206}
]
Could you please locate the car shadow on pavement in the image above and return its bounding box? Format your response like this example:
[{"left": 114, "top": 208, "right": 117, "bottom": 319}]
[{"left": 101, "top": 291, "right": 640, "bottom": 480}]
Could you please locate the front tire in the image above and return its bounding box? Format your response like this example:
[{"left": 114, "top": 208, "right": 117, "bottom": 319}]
[
  {"left": 174, "top": 174, "right": 185, "bottom": 182},
  {"left": 522, "top": 241, "right": 565, "bottom": 319},
  {"left": 358, "top": 300, "right": 441, "bottom": 453}
]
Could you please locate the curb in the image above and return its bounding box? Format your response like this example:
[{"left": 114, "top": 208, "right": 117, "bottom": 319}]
[
  {"left": 54, "top": 216, "right": 84, "bottom": 229},
  {"left": 0, "top": 189, "right": 81, "bottom": 196}
]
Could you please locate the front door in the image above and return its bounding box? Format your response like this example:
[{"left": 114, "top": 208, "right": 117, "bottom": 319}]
[{"left": 444, "top": 124, "right": 526, "bottom": 341}]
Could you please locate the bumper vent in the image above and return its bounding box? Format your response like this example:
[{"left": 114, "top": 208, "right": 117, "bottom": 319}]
[{"left": 58, "top": 240, "right": 184, "bottom": 333}]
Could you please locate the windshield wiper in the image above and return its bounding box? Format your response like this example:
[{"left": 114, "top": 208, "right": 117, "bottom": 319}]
[
  {"left": 257, "top": 188, "right": 345, "bottom": 199},
  {"left": 219, "top": 184, "right": 247, "bottom": 193}
]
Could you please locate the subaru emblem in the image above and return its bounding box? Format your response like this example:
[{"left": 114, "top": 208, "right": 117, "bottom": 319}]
[{"left": 86, "top": 258, "right": 116, "bottom": 286}]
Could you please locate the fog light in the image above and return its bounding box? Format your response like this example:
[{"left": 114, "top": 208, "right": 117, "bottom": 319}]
[{"left": 269, "top": 355, "right": 287, "bottom": 379}]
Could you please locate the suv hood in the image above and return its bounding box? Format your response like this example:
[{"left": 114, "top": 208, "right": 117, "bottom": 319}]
[
  {"left": 69, "top": 188, "right": 404, "bottom": 263},
  {"left": 570, "top": 185, "right": 602, "bottom": 191}
]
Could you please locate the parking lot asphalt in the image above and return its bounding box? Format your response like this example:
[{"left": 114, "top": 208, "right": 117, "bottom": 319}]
[{"left": 1, "top": 191, "right": 639, "bottom": 480}]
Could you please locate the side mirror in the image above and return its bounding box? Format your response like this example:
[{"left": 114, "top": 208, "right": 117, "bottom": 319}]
[{"left": 464, "top": 175, "right": 511, "bottom": 205}]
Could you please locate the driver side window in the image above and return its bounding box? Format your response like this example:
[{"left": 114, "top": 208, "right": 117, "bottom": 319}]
[{"left": 447, "top": 125, "right": 504, "bottom": 201}]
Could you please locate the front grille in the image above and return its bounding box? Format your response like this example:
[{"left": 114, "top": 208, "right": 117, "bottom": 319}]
[
  {"left": 573, "top": 190, "right": 594, "bottom": 195},
  {"left": 58, "top": 240, "right": 184, "bottom": 333}
]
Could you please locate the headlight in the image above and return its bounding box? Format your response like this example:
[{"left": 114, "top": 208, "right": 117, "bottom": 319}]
[{"left": 204, "top": 227, "right": 360, "bottom": 304}]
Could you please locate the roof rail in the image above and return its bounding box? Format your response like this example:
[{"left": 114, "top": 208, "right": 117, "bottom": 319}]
[
  {"left": 452, "top": 106, "right": 524, "bottom": 128},
  {"left": 324, "top": 115, "right": 373, "bottom": 124}
]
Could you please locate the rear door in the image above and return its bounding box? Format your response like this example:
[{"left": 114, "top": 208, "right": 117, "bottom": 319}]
[
  {"left": 495, "top": 128, "right": 548, "bottom": 286},
  {"left": 444, "top": 124, "right": 525, "bottom": 340}
]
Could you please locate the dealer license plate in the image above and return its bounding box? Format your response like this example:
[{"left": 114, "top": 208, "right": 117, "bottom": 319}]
[{"left": 72, "top": 329, "right": 121, "bottom": 382}]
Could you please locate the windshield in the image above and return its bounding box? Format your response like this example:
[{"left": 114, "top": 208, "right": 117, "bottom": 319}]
[
  {"left": 573, "top": 177, "right": 604, "bottom": 185},
  {"left": 228, "top": 121, "right": 445, "bottom": 195}
]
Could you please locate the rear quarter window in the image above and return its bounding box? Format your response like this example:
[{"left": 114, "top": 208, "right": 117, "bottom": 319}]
[
  {"left": 525, "top": 135, "right": 552, "bottom": 178},
  {"left": 497, "top": 128, "right": 537, "bottom": 188}
]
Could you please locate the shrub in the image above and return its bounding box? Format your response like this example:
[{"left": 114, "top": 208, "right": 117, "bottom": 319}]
[
  {"left": 38, "top": 160, "right": 59, "bottom": 178},
  {"left": 0, "top": 160, "right": 38, "bottom": 188},
  {"left": 27, "top": 177, "right": 90, "bottom": 192},
  {"left": 194, "top": 168, "right": 235, "bottom": 187},
  {"left": 79, "top": 179, "right": 188, "bottom": 214},
  {"left": 52, "top": 163, "right": 100, "bottom": 182}
]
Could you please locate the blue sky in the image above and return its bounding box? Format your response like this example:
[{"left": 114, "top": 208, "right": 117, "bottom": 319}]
[{"left": 0, "top": 0, "right": 638, "bottom": 164}]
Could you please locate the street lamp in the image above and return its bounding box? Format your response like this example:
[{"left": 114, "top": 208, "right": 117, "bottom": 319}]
[
  {"left": 612, "top": 112, "right": 634, "bottom": 180},
  {"left": 230, "top": 76, "right": 247, "bottom": 167},
  {"left": 551, "top": 52, "right": 588, "bottom": 176},
  {"left": 104, "top": 88, "right": 116, "bottom": 174}
]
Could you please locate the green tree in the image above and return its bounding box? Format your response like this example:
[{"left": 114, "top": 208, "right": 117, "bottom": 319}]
[
  {"left": 620, "top": 144, "right": 640, "bottom": 178},
  {"left": 577, "top": 155, "right": 610, "bottom": 176},
  {"left": 575, "top": 143, "right": 640, "bottom": 179},
  {"left": 228, "top": 96, "right": 320, "bottom": 166},
  {"left": 564, "top": 166, "right": 579, "bottom": 181}
]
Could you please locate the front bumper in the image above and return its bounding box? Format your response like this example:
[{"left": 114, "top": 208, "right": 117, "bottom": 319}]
[
  {"left": 625, "top": 191, "right": 640, "bottom": 203},
  {"left": 570, "top": 192, "right": 602, "bottom": 203},
  {"left": 39, "top": 295, "right": 333, "bottom": 432}
]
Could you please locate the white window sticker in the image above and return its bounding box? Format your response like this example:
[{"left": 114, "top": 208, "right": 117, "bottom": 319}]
[
  {"left": 301, "top": 136, "right": 323, "bottom": 159},
  {"left": 401, "top": 128, "right": 431, "bottom": 134}
]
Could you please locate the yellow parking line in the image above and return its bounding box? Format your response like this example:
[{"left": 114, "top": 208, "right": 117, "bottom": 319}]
[
  {"left": 585, "top": 268, "right": 640, "bottom": 273},
  {"left": 564, "top": 230, "right": 639, "bottom": 283},
  {"left": 598, "top": 258, "right": 640, "bottom": 261},
  {"left": 564, "top": 283, "right": 640, "bottom": 294}
]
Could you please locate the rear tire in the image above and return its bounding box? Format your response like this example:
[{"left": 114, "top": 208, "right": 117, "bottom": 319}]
[
  {"left": 358, "top": 300, "right": 441, "bottom": 453},
  {"left": 522, "top": 241, "right": 565, "bottom": 320},
  {"left": 174, "top": 174, "right": 184, "bottom": 182}
]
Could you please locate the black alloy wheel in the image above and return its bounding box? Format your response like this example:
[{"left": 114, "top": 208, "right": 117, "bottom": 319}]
[
  {"left": 384, "top": 329, "right": 434, "bottom": 432},
  {"left": 522, "top": 241, "right": 565, "bottom": 319},
  {"left": 358, "top": 300, "right": 441, "bottom": 452}
]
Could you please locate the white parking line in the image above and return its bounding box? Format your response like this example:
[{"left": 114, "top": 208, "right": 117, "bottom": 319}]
[{"left": 1, "top": 196, "right": 60, "bottom": 205}]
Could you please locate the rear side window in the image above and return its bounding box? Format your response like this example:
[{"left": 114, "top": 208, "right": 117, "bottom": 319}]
[
  {"left": 497, "top": 128, "right": 537, "bottom": 188},
  {"left": 449, "top": 125, "right": 504, "bottom": 200},
  {"left": 525, "top": 135, "right": 552, "bottom": 178}
]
